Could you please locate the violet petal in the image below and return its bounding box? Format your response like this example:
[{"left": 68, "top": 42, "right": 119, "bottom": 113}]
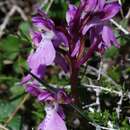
[
  {"left": 38, "top": 104, "right": 67, "bottom": 130},
  {"left": 66, "top": 4, "right": 77, "bottom": 25},
  {"left": 28, "top": 39, "right": 56, "bottom": 71},
  {"left": 54, "top": 53, "right": 69, "bottom": 73},
  {"left": 101, "top": 2, "right": 121, "bottom": 21},
  {"left": 71, "top": 40, "right": 80, "bottom": 57},
  {"left": 30, "top": 31, "right": 42, "bottom": 47}
]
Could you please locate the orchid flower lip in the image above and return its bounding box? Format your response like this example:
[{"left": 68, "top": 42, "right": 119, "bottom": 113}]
[{"left": 38, "top": 102, "right": 67, "bottom": 130}]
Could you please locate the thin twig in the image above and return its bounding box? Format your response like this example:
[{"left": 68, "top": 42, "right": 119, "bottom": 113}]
[
  {"left": 87, "top": 65, "right": 119, "bottom": 86},
  {"left": 82, "top": 84, "right": 122, "bottom": 95},
  {"left": 95, "top": 88, "right": 101, "bottom": 112},
  {"left": 45, "top": 0, "right": 54, "bottom": 13},
  {"left": 118, "top": 0, "right": 124, "bottom": 18},
  {"left": 0, "top": 124, "right": 9, "bottom": 130},
  {"left": 110, "top": 19, "right": 129, "bottom": 35},
  {"left": 97, "top": 59, "right": 103, "bottom": 81},
  {"left": 89, "top": 122, "right": 119, "bottom": 130},
  {"left": 14, "top": 5, "right": 28, "bottom": 20},
  {"left": 125, "top": 8, "right": 130, "bottom": 19},
  {"left": 116, "top": 91, "right": 123, "bottom": 118},
  {"left": 4, "top": 94, "right": 30, "bottom": 126},
  {"left": 82, "top": 103, "right": 98, "bottom": 109},
  {"left": 40, "top": 0, "right": 49, "bottom": 9},
  {"left": 0, "top": 6, "right": 16, "bottom": 37},
  {"left": 81, "top": 63, "right": 88, "bottom": 80},
  {"left": 0, "top": 5, "right": 27, "bottom": 38}
]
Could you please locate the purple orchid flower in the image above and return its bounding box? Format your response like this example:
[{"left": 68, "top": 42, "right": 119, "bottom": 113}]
[
  {"left": 28, "top": 39, "right": 56, "bottom": 72},
  {"left": 65, "top": 0, "right": 120, "bottom": 67},
  {"left": 81, "top": 1, "right": 121, "bottom": 34},
  {"left": 66, "top": 4, "right": 77, "bottom": 26},
  {"left": 27, "top": 9, "right": 69, "bottom": 79},
  {"left": 30, "top": 31, "right": 42, "bottom": 47},
  {"left": 38, "top": 103, "right": 67, "bottom": 130},
  {"left": 25, "top": 81, "right": 70, "bottom": 104},
  {"left": 32, "top": 9, "right": 55, "bottom": 31},
  {"left": 24, "top": 81, "right": 70, "bottom": 130},
  {"left": 22, "top": 0, "right": 121, "bottom": 129},
  {"left": 28, "top": 0, "right": 120, "bottom": 76}
]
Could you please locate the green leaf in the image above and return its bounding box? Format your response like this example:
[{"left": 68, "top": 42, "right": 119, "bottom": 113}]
[
  {"left": 0, "top": 35, "right": 21, "bottom": 52},
  {"left": 8, "top": 115, "right": 22, "bottom": 130},
  {"left": 10, "top": 84, "right": 24, "bottom": 96},
  {"left": 0, "top": 35, "right": 21, "bottom": 60},
  {"left": 105, "top": 46, "right": 119, "bottom": 58},
  {"left": 0, "top": 101, "right": 15, "bottom": 121},
  {"left": 13, "top": 56, "right": 28, "bottom": 74},
  {"left": 19, "top": 22, "right": 31, "bottom": 34},
  {"left": 19, "top": 22, "right": 31, "bottom": 43}
]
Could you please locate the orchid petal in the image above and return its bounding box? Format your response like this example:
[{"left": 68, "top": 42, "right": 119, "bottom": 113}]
[
  {"left": 95, "top": 0, "right": 105, "bottom": 11},
  {"left": 101, "top": 2, "right": 121, "bottom": 21},
  {"left": 53, "top": 31, "right": 68, "bottom": 47},
  {"left": 30, "top": 31, "right": 42, "bottom": 47},
  {"left": 54, "top": 53, "right": 69, "bottom": 73},
  {"left": 83, "top": 0, "right": 97, "bottom": 12},
  {"left": 28, "top": 39, "right": 56, "bottom": 70},
  {"left": 21, "top": 74, "right": 32, "bottom": 84},
  {"left": 38, "top": 104, "right": 67, "bottom": 130},
  {"left": 102, "top": 26, "right": 120, "bottom": 48},
  {"left": 32, "top": 16, "right": 54, "bottom": 31},
  {"left": 66, "top": 4, "right": 77, "bottom": 25},
  {"left": 71, "top": 40, "right": 80, "bottom": 57},
  {"left": 26, "top": 82, "right": 42, "bottom": 97},
  {"left": 82, "top": 17, "right": 102, "bottom": 35},
  {"left": 38, "top": 92, "right": 54, "bottom": 102}
]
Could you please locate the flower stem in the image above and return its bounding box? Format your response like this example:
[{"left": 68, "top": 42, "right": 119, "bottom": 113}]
[{"left": 70, "top": 58, "right": 79, "bottom": 103}]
